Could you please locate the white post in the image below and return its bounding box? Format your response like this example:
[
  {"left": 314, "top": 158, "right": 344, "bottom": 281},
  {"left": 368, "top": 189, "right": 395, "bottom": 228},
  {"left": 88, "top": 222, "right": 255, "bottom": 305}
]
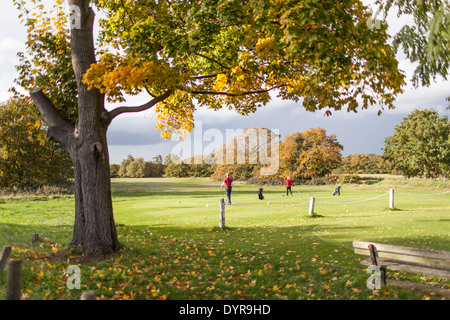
[
  {"left": 219, "top": 198, "right": 225, "bottom": 228},
  {"left": 389, "top": 188, "right": 394, "bottom": 209},
  {"left": 308, "top": 197, "right": 315, "bottom": 215}
]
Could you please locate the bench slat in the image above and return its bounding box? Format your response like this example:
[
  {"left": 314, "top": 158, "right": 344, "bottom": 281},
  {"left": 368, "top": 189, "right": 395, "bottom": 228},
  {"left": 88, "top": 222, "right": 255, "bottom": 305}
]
[
  {"left": 353, "top": 241, "right": 450, "bottom": 270},
  {"left": 360, "top": 257, "right": 450, "bottom": 279},
  {"left": 353, "top": 241, "right": 450, "bottom": 260},
  {"left": 354, "top": 247, "right": 450, "bottom": 269}
]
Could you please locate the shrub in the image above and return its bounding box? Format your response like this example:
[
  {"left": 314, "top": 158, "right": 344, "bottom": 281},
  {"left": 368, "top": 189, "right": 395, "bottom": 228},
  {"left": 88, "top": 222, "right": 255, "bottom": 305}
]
[{"left": 338, "top": 174, "right": 361, "bottom": 184}]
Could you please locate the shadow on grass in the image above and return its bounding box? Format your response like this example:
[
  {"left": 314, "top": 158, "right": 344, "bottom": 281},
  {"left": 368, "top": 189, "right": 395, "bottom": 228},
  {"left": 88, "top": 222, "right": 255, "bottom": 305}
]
[
  {"left": 305, "top": 214, "right": 325, "bottom": 218},
  {"left": 384, "top": 207, "right": 403, "bottom": 212}
]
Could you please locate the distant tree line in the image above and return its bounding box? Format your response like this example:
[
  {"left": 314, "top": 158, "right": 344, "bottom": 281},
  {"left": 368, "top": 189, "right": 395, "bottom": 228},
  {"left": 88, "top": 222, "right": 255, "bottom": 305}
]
[
  {"left": 111, "top": 127, "right": 346, "bottom": 184},
  {"left": 110, "top": 154, "right": 165, "bottom": 178},
  {"left": 338, "top": 154, "right": 393, "bottom": 175},
  {"left": 111, "top": 109, "right": 449, "bottom": 182}
]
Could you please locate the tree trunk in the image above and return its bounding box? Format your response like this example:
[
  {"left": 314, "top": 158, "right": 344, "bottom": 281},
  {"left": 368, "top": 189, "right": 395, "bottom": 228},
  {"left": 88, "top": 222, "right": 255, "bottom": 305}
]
[
  {"left": 69, "top": 128, "right": 119, "bottom": 255},
  {"left": 68, "top": 0, "right": 119, "bottom": 255},
  {"left": 31, "top": 0, "right": 120, "bottom": 255},
  {"left": 30, "top": 0, "right": 170, "bottom": 255}
]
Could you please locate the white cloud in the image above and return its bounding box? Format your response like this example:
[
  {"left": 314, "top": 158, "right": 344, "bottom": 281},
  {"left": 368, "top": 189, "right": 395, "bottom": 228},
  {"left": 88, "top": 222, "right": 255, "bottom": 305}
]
[
  {"left": 0, "top": 38, "right": 25, "bottom": 102},
  {"left": 0, "top": 38, "right": 23, "bottom": 53}
]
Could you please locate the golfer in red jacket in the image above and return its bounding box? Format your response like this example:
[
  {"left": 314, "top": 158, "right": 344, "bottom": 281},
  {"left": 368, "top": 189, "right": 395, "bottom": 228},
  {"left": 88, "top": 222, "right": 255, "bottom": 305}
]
[
  {"left": 221, "top": 173, "right": 234, "bottom": 204},
  {"left": 284, "top": 177, "right": 294, "bottom": 197}
]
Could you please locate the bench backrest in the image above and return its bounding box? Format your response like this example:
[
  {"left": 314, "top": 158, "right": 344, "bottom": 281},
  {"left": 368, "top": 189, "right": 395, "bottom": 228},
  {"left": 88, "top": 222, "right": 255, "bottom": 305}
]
[{"left": 352, "top": 241, "right": 450, "bottom": 270}]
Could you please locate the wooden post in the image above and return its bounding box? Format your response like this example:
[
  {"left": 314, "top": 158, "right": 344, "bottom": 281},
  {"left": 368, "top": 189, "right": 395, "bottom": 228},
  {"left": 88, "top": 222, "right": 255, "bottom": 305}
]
[
  {"left": 368, "top": 244, "right": 378, "bottom": 266},
  {"left": 0, "top": 246, "right": 12, "bottom": 277},
  {"left": 367, "top": 244, "right": 386, "bottom": 288},
  {"left": 308, "top": 197, "right": 315, "bottom": 215},
  {"left": 219, "top": 198, "right": 225, "bottom": 228},
  {"left": 380, "top": 267, "right": 386, "bottom": 287},
  {"left": 31, "top": 233, "right": 40, "bottom": 243},
  {"left": 80, "top": 290, "right": 97, "bottom": 300},
  {"left": 6, "top": 259, "right": 22, "bottom": 300},
  {"left": 389, "top": 188, "right": 394, "bottom": 209}
]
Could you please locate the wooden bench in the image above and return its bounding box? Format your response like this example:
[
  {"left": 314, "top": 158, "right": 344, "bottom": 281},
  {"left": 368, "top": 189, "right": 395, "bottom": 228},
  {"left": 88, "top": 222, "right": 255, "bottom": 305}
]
[{"left": 353, "top": 241, "right": 450, "bottom": 285}]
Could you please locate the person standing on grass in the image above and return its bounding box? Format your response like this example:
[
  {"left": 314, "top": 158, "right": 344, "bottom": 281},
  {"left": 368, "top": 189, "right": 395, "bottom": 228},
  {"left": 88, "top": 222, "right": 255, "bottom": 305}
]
[
  {"left": 284, "top": 176, "right": 294, "bottom": 197},
  {"left": 221, "top": 173, "right": 234, "bottom": 204}
]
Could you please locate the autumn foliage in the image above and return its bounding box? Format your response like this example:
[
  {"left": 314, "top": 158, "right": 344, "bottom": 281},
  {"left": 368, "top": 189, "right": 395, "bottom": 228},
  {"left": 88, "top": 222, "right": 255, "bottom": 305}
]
[
  {"left": 278, "top": 128, "right": 342, "bottom": 180},
  {"left": 84, "top": 0, "right": 404, "bottom": 138},
  {"left": 0, "top": 98, "right": 73, "bottom": 189}
]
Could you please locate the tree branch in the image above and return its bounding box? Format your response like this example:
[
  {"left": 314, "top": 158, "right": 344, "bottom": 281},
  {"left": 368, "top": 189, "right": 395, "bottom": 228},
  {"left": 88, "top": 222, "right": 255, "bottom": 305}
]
[
  {"left": 108, "top": 90, "right": 173, "bottom": 120},
  {"left": 189, "top": 85, "right": 287, "bottom": 97},
  {"left": 30, "top": 89, "right": 75, "bottom": 148},
  {"left": 194, "top": 53, "right": 230, "bottom": 70},
  {"left": 192, "top": 74, "right": 219, "bottom": 80}
]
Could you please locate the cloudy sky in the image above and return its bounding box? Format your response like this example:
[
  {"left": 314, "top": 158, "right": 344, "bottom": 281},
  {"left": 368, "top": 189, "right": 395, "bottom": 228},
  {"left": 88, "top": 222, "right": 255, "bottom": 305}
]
[{"left": 0, "top": 1, "right": 448, "bottom": 164}]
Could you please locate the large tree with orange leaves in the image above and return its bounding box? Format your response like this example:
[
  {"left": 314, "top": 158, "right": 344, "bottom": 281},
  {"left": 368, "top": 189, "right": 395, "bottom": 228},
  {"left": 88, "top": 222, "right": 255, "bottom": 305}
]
[
  {"left": 278, "top": 128, "right": 343, "bottom": 179},
  {"left": 14, "top": 0, "right": 404, "bottom": 254}
]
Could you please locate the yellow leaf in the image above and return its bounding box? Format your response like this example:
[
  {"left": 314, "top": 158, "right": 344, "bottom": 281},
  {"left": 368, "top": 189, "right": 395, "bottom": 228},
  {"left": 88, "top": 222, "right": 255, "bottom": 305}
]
[{"left": 319, "top": 267, "right": 328, "bottom": 274}]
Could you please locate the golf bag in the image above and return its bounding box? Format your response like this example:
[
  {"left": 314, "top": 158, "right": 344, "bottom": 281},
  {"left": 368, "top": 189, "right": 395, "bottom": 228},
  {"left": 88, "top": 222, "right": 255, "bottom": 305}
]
[
  {"left": 257, "top": 187, "right": 264, "bottom": 200},
  {"left": 332, "top": 185, "right": 341, "bottom": 196}
]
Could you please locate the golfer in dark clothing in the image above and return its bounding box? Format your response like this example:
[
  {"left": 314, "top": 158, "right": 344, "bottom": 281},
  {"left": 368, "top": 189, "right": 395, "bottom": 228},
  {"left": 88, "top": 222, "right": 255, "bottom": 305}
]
[
  {"left": 284, "top": 177, "right": 294, "bottom": 196},
  {"left": 221, "top": 173, "right": 234, "bottom": 204}
]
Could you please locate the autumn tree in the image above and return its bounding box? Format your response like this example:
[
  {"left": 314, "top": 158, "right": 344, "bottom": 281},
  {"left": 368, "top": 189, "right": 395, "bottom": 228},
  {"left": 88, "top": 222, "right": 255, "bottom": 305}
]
[
  {"left": 211, "top": 127, "right": 278, "bottom": 181},
  {"left": 109, "top": 164, "right": 120, "bottom": 178},
  {"left": 117, "top": 152, "right": 166, "bottom": 179},
  {"left": 14, "top": 0, "right": 405, "bottom": 254},
  {"left": 149, "top": 155, "right": 165, "bottom": 177},
  {"left": 0, "top": 96, "right": 71, "bottom": 188},
  {"left": 0, "top": 97, "right": 73, "bottom": 188},
  {"left": 278, "top": 128, "right": 343, "bottom": 179},
  {"left": 383, "top": 109, "right": 450, "bottom": 178},
  {"left": 164, "top": 153, "right": 181, "bottom": 166},
  {"left": 165, "top": 162, "right": 190, "bottom": 178},
  {"left": 125, "top": 157, "right": 149, "bottom": 178},
  {"left": 118, "top": 154, "right": 165, "bottom": 177},
  {"left": 185, "top": 155, "right": 213, "bottom": 178},
  {"left": 117, "top": 154, "right": 133, "bottom": 177}
]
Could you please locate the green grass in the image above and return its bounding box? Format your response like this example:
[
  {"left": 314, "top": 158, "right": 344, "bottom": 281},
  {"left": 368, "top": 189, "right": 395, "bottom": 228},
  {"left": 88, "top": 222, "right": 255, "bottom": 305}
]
[{"left": 0, "top": 177, "right": 449, "bottom": 300}]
